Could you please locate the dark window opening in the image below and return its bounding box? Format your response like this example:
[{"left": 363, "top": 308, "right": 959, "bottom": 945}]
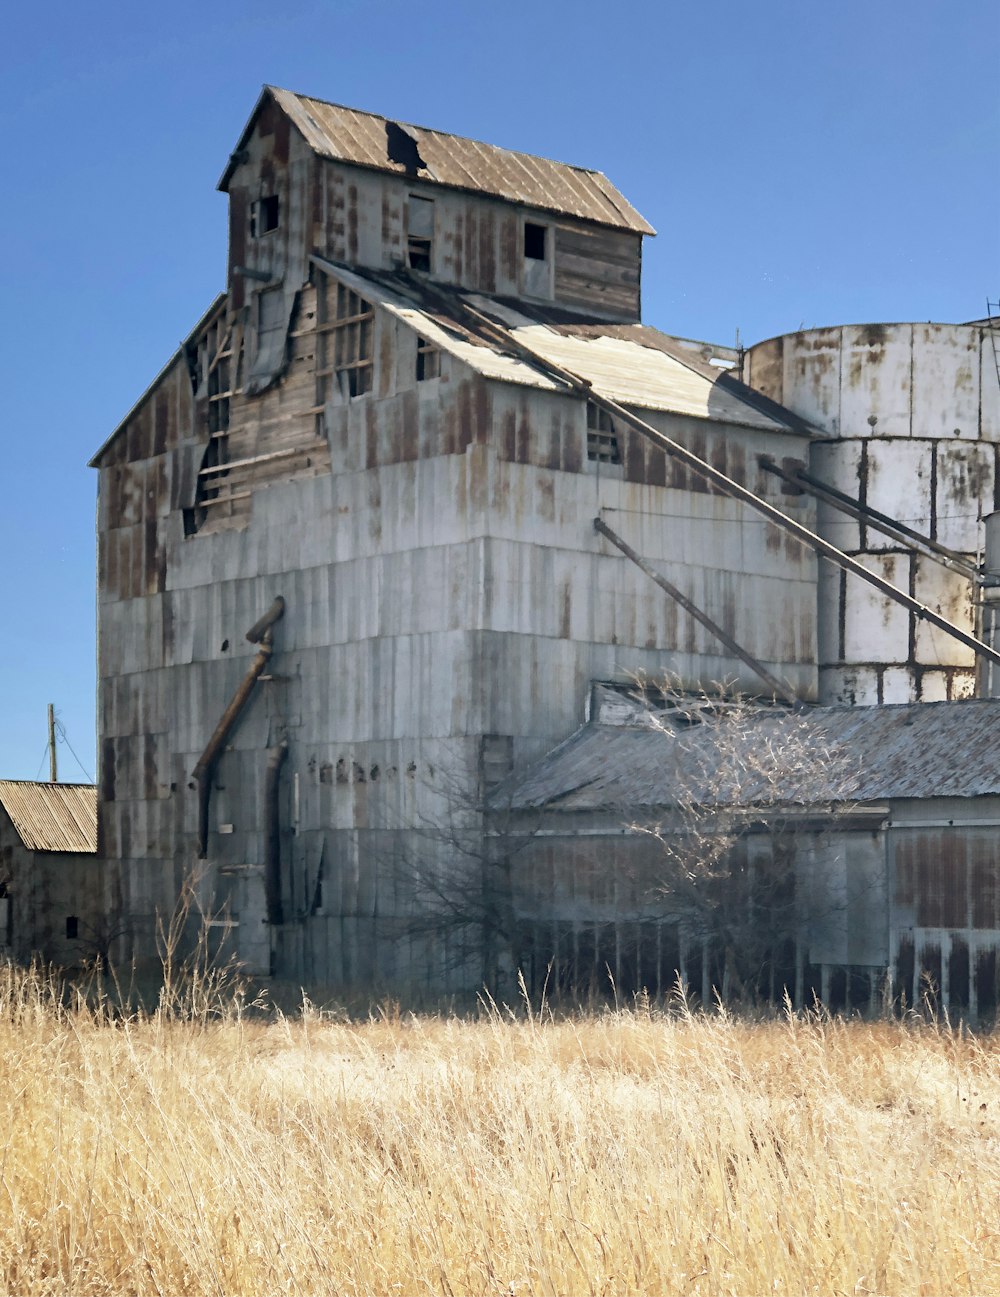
[
  {"left": 66, "top": 916, "right": 79, "bottom": 941},
  {"left": 407, "top": 196, "right": 435, "bottom": 272},
  {"left": 416, "top": 337, "right": 440, "bottom": 381},
  {"left": 408, "top": 237, "right": 432, "bottom": 272},
  {"left": 524, "top": 222, "right": 548, "bottom": 260},
  {"left": 587, "top": 402, "right": 621, "bottom": 464},
  {"left": 250, "top": 195, "right": 280, "bottom": 237}
]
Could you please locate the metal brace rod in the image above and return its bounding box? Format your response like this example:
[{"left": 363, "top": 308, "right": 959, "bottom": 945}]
[
  {"left": 456, "top": 300, "right": 1000, "bottom": 672},
  {"left": 593, "top": 517, "right": 796, "bottom": 703},
  {"left": 758, "top": 457, "right": 982, "bottom": 582}
]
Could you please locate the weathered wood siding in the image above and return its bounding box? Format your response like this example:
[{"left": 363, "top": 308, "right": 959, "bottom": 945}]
[
  {"left": 553, "top": 223, "right": 641, "bottom": 319},
  {"left": 224, "top": 125, "right": 643, "bottom": 321},
  {"left": 0, "top": 808, "right": 103, "bottom": 967}
]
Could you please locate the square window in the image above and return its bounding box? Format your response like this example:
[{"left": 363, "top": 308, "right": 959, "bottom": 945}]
[{"left": 251, "top": 195, "right": 280, "bottom": 237}]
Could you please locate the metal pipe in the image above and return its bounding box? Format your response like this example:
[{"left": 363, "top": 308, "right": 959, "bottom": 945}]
[
  {"left": 192, "top": 597, "right": 285, "bottom": 858},
  {"left": 246, "top": 595, "right": 286, "bottom": 644},
  {"left": 264, "top": 741, "right": 289, "bottom": 925},
  {"left": 594, "top": 516, "right": 796, "bottom": 703},
  {"left": 456, "top": 302, "right": 1000, "bottom": 672}
]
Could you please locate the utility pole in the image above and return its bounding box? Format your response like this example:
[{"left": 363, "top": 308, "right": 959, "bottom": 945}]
[{"left": 47, "top": 704, "right": 57, "bottom": 783}]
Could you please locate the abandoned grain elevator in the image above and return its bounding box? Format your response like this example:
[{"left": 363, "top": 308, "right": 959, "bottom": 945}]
[{"left": 88, "top": 85, "right": 1000, "bottom": 1002}]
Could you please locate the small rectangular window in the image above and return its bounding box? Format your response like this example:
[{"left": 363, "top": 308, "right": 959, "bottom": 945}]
[
  {"left": 416, "top": 337, "right": 440, "bottom": 381},
  {"left": 66, "top": 916, "right": 79, "bottom": 940},
  {"left": 407, "top": 196, "right": 434, "bottom": 272},
  {"left": 587, "top": 402, "right": 621, "bottom": 464},
  {"left": 524, "top": 222, "right": 547, "bottom": 260},
  {"left": 251, "top": 195, "right": 280, "bottom": 237}
]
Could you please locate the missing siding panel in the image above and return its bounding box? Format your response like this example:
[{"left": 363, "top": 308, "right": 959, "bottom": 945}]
[
  {"left": 587, "top": 402, "right": 621, "bottom": 464},
  {"left": 190, "top": 321, "right": 245, "bottom": 530},
  {"left": 330, "top": 284, "right": 374, "bottom": 398}
]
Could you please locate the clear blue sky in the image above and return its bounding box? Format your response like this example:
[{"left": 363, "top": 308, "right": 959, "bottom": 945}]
[{"left": 1, "top": 0, "right": 997, "bottom": 780}]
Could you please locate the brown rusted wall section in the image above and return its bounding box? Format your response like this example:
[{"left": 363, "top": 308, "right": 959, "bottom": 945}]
[{"left": 894, "top": 830, "right": 1000, "bottom": 929}]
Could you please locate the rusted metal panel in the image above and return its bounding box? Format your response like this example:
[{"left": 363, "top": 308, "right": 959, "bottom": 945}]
[
  {"left": 864, "top": 440, "right": 934, "bottom": 544},
  {"left": 0, "top": 783, "right": 97, "bottom": 854},
  {"left": 935, "top": 441, "right": 993, "bottom": 551},
  {"left": 911, "top": 324, "right": 981, "bottom": 440},
  {"left": 912, "top": 555, "right": 975, "bottom": 667}
]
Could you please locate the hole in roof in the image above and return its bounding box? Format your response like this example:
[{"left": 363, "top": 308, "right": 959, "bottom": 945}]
[{"left": 385, "top": 121, "right": 426, "bottom": 177}]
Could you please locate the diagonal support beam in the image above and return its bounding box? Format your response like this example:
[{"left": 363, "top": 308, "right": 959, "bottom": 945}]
[
  {"left": 456, "top": 301, "right": 1000, "bottom": 673},
  {"left": 594, "top": 516, "right": 797, "bottom": 703},
  {"left": 758, "top": 456, "right": 982, "bottom": 583}
]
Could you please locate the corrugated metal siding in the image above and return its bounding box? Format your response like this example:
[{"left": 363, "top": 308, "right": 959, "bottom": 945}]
[
  {"left": 0, "top": 783, "right": 97, "bottom": 854},
  {"left": 504, "top": 698, "right": 1000, "bottom": 811},
  {"left": 270, "top": 88, "right": 655, "bottom": 234}
]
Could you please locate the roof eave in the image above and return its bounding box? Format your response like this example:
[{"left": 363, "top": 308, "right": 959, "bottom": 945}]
[{"left": 217, "top": 84, "right": 284, "bottom": 192}]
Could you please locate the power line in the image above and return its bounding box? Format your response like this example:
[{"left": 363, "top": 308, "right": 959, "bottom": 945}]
[{"left": 55, "top": 720, "right": 94, "bottom": 784}]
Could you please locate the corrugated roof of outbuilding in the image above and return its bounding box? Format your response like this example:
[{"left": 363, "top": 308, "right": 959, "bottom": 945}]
[
  {"left": 222, "top": 87, "right": 655, "bottom": 235},
  {"left": 502, "top": 699, "right": 1000, "bottom": 812},
  {"left": 0, "top": 782, "right": 97, "bottom": 854}
]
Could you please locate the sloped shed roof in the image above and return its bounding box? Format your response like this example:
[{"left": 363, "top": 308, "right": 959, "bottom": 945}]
[
  {"left": 503, "top": 699, "right": 1000, "bottom": 812},
  {"left": 0, "top": 782, "right": 97, "bottom": 853},
  {"left": 224, "top": 86, "right": 655, "bottom": 235},
  {"left": 314, "top": 260, "right": 806, "bottom": 434}
]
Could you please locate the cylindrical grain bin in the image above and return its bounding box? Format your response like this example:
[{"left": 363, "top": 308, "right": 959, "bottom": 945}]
[{"left": 744, "top": 322, "right": 1000, "bottom": 704}]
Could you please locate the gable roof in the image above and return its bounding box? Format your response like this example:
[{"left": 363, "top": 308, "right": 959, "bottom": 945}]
[
  {"left": 502, "top": 698, "right": 1000, "bottom": 813},
  {"left": 222, "top": 86, "right": 655, "bottom": 236},
  {"left": 0, "top": 782, "right": 97, "bottom": 854},
  {"left": 313, "top": 259, "right": 809, "bottom": 434}
]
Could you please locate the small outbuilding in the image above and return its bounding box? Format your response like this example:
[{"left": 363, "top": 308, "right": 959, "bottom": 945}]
[
  {"left": 0, "top": 782, "right": 100, "bottom": 966},
  {"left": 500, "top": 686, "right": 1000, "bottom": 1019}
]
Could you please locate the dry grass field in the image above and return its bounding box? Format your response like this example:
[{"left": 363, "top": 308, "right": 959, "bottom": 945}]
[{"left": 0, "top": 965, "right": 999, "bottom": 1296}]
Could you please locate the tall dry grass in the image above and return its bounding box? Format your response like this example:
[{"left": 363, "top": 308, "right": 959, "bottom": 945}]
[{"left": 0, "top": 965, "right": 998, "bottom": 1295}]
